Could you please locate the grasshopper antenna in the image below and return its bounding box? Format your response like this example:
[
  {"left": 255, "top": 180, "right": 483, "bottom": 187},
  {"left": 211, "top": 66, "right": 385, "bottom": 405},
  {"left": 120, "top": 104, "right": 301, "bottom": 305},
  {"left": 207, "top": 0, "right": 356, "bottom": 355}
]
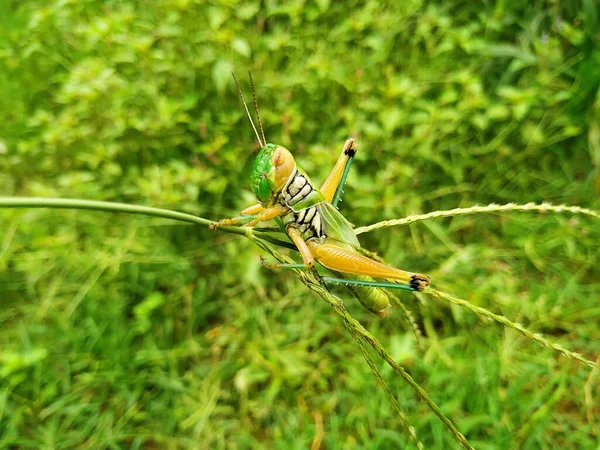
[
  {"left": 248, "top": 70, "right": 267, "bottom": 147},
  {"left": 231, "top": 71, "right": 265, "bottom": 148}
]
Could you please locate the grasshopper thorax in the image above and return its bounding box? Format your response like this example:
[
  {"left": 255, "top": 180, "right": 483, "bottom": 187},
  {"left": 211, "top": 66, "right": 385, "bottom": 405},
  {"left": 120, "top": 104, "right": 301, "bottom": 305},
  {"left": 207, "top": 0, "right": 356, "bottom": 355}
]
[{"left": 251, "top": 143, "right": 296, "bottom": 205}]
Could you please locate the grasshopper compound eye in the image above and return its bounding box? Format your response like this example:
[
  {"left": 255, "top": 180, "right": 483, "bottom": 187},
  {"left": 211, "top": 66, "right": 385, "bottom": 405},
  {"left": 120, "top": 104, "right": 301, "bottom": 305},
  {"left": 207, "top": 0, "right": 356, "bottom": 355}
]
[
  {"left": 273, "top": 147, "right": 291, "bottom": 166},
  {"left": 273, "top": 147, "right": 295, "bottom": 189}
]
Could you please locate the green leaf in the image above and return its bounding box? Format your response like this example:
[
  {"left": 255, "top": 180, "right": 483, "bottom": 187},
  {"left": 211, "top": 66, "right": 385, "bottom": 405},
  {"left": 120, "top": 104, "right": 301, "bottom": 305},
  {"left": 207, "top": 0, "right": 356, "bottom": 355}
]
[
  {"left": 582, "top": 0, "right": 598, "bottom": 37},
  {"left": 134, "top": 292, "right": 166, "bottom": 333},
  {"left": 314, "top": 0, "right": 331, "bottom": 13},
  {"left": 206, "top": 5, "right": 229, "bottom": 30},
  {"left": 0, "top": 348, "right": 48, "bottom": 378},
  {"left": 232, "top": 38, "right": 251, "bottom": 58},
  {"left": 212, "top": 59, "right": 234, "bottom": 93},
  {"left": 378, "top": 107, "right": 403, "bottom": 133},
  {"left": 236, "top": 2, "right": 260, "bottom": 20}
]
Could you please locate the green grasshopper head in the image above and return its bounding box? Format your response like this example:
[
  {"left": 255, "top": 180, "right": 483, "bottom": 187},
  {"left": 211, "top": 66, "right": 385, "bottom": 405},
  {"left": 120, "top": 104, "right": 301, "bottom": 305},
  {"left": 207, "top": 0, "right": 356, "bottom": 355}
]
[
  {"left": 251, "top": 144, "right": 295, "bottom": 205},
  {"left": 230, "top": 72, "right": 295, "bottom": 205}
]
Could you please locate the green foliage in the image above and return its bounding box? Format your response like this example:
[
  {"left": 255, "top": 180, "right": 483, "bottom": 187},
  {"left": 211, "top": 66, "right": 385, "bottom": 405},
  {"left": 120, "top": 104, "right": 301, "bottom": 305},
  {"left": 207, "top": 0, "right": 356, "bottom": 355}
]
[{"left": 1, "top": 0, "right": 599, "bottom": 448}]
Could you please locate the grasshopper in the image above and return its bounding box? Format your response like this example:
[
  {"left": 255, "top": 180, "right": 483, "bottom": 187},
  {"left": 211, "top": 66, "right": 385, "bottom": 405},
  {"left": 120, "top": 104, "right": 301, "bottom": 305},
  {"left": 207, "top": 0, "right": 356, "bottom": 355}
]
[{"left": 210, "top": 73, "right": 430, "bottom": 317}]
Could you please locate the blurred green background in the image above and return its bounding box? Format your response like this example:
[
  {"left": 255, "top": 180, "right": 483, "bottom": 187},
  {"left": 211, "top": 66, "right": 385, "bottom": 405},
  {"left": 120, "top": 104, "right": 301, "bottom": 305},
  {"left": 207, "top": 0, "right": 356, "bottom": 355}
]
[{"left": 1, "top": 1, "right": 599, "bottom": 448}]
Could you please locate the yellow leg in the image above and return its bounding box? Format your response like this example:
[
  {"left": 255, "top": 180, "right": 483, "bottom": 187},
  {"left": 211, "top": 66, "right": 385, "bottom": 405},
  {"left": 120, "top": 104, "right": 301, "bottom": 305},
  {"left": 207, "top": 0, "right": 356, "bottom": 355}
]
[
  {"left": 320, "top": 138, "right": 357, "bottom": 203},
  {"left": 245, "top": 205, "right": 285, "bottom": 226},
  {"left": 287, "top": 227, "right": 315, "bottom": 268},
  {"left": 241, "top": 203, "right": 264, "bottom": 215},
  {"left": 209, "top": 204, "right": 285, "bottom": 229},
  {"left": 307, "top": 241, "right": 430, "bottom": 290}
]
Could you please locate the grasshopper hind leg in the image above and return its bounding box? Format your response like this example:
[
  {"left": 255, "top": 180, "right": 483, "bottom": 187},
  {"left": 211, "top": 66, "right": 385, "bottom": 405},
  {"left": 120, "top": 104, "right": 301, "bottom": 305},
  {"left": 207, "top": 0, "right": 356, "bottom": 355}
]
[
  {"left": 307, "top": 241, "right": 430, "bottom": 290},
  {"left": 320, "top": 138, "right": 357, "bottom": 207}
]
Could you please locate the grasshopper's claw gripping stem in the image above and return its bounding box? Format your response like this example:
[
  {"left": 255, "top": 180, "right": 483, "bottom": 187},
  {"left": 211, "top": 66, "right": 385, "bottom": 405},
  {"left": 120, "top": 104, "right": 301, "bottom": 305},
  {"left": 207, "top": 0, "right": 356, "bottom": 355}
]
[
  {"left": 210, "top": 206, "right": 285, "bottom": 231},
  {"left": 208, "top": 218, "right": 237, "bottom": 230}
]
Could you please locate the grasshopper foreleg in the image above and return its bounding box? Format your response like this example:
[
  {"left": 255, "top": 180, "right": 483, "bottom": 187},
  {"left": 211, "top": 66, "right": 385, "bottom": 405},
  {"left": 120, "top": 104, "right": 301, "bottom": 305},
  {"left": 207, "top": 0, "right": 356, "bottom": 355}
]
[
  {"left": 241, "top": 203, "right": 264, "bottom": 215},
  {"left": 209, "top": 204, "right": 284, "bottom": 230}
]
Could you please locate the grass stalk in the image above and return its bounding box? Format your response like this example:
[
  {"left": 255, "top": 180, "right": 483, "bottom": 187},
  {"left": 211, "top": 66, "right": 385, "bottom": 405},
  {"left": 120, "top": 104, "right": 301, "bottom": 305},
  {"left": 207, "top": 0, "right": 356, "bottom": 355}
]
[
  {"left": 355, "top": 202, "right": 600, "bottom": 235},
  {"left": 0, "top": 197, "right": 296, "bottom": 250},
  {"left": 424, "top": 287, "right": 599, "bottom": 369}
]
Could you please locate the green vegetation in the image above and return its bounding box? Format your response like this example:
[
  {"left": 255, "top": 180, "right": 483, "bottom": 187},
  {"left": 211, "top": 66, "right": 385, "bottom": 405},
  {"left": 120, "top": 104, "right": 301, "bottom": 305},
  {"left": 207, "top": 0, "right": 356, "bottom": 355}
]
[{"left": 1, "top": 1, "right": 599, "bottom": 448}]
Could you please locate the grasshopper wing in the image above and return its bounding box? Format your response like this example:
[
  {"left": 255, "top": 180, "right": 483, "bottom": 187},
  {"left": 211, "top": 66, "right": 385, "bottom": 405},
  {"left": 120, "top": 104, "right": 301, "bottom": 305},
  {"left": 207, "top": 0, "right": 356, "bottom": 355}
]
[{"left": 317, "top": 202, "right": 360, "bottom": 248}]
